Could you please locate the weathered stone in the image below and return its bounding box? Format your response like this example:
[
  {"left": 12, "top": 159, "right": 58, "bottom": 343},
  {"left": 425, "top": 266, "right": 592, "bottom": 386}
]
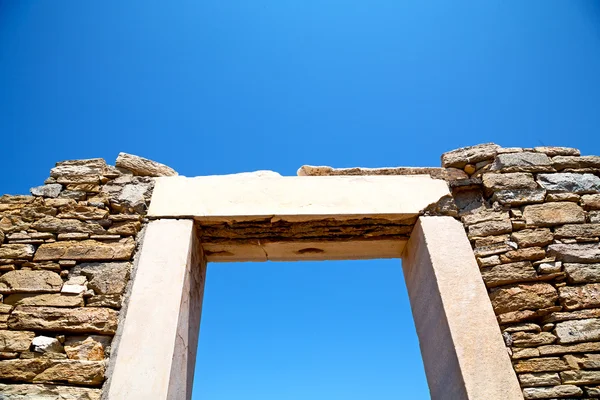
[
  {"left": 518, "top": 372, "right": 561, "bottom": 387},
  {"left": 58, "top": 190, "right": 87, "bottom": 201},
  {"left": 564, "top": 263, "right": 600, "bottom": 284},
  {"left": 116, "top": 152, "right": 177, "bottom": 177},
  {"left": 32, "top": 216, "right": 106, "bottom": 234},
  {"left": 534, "top": 146, "right": 580, "bottom": 157},
  {"left": 89, "top": 234, "right": 120, "bottom": 241},
  {"left": 523, "top": 202, "right": 586, "bottom": 227},
  {"left": 510, "top": 331, "right": 556, "bottom": 347},
  {"left": 543, "top": 308, "right": 600, "bottom": 323},
  {"left": 0, "top": 215, "right": 30, "bottom": 234},
  {"left": 467, "top": 219, "right": 512, "bottom": 238},
  {"left": 554, "top": 318, "right": 600, "bottom": 344},
  {"left": 0, "top": 195, "right": 34, "bottom": 204},
  {"left": 441, "top": 143, "right": 500, "bottom": 168},
  {"left": 512, "top": 348, "right": 540, "bottom": 359},
  {"left": 489, "top": 283, "right": 558, "bottom": 314},
  {"left": 64, "top": 335, "right": 110, "bottom": 361},
  {"left": 499, "top": 247, "right": 546, "bottom": 263},
  {"left": 57, "top": 206, "right": 108, "bottom": 221},
  {"left": 0, "top": 270, "right": 63, "bottom": 294},
  {"left": 58, "top": 233, "right": 90, "bottom": 241},
  {"left": 0, "top": 358, "right": 104, "bottom": 385},
  {"left": 582, "top": 194, "right": 600, "bottom": 210},
  {"left": 50, "top": 165, "right": 103, "bottom": 184},
  {"left": 587, "top": 386, "right": 600, "bottom": 396},
  {"left": 481, "top": 261, "right": 537, "bottom": 288},
  {"left": 86, "top": 294, "right": 122, "bottom": 308},
  {"left": 56, "top": 159, "right": 107, "bottom": 169},
  {"left": 592, "top": 211, "right": 600, "bottom": 223},
  {"left": 561, "top": 370, "right": 600, "bottom": 385},
  {"left": 490, "top": 152, "right": 553, "bottom": 173},
  {"left": 514, "top": 357, "right": 569, "bottom": 373},
  {"left": 559, "top": 283, "right": 600, "bottom": 310},
  {"left": 555, "top": 223, "right": 600, "bottom": 238},
  {"left": 8, "top": 306, "right": 118, "bottom": 334},
  {"left": 539, "top": 341, "right": 600, "bottom": 355},
  {"left": 34, "top": 238, "right": 135, "bottom": 262},
  {"left": 552, "top": 155, "right": 600, "bottom": 170},
  {"left": 0, "top": 383, "right": 101, "bottom": 399},
  {"left": 297, "top": 165, "right": 467, "bottom": 180},
  {"left": 537, "top": 172, "right": 600, "bottom": 194},
  {"left": 462, "top": 210, "right": 509, "bottom": 226},
  {"left": 71, "top": 262, "right": 130, "bottom": 295},
  {"left": 502, "top": 322, "right": 541, "bottom": 333},
  {"left": 0, "top": 244, "right": 35, "bottom": 260},
  {"left": 482, "top": 172, "right": 538, "bottom": 196},
  {"left": 30, "top": 184, "right": 63, "bottom": 198},
  {"left": 477, "top": 255, "right": 500, "bottom": 267},
  {"left": 548, "top": 243, "right": 600, "bottom": 263},
  {"left": 65, "top": 183, "right": 101, "bottom": 193},
  {"left": 107, "top": 220, "right": 141, "bottom": 236},
  {"left": 492, "top": 189, "right": 546, "bottom": 206},
  {"left": 32, "top": 336, "right": 64, "bottom": 354},
  {"left": 546, "top": 192, "right": 580, "bottom": 202},
  {"left": 566, "top": 353, "right": 600, "bottom": 369},
  {"left": 0, "top": 231, "right": 4, "bottom": 244},
  {"left": 522, "top": 385, "right": 583, "bottom": 399},
  {"left": 4, "top": 293, "right": 84, "bottom": 307},
  {"left": 537, "top": 261, "right": 562, "bottom": 274},
  {"left": 0, "top": 330, "right": 35, "bottom": 352}
]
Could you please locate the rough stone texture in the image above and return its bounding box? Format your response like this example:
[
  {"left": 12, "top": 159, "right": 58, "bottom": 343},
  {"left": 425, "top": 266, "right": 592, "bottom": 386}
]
[
  {"left": 3, "top": 294, "right": 84, "bottom": 307},
  {"left": 441, "top": 143, "right": 500, "bottom": 168},
  {"left": 523, "top": 202, "right": 586, "bottom": 227},
  {"left": 492, "top": 189, "right": 546, "bottom": 206},
  {"left": 0, "top": 270, "right": 63, "bottom": 294},
  {"left": 115, "top": 152, "right": 177, "bottom": 177},
  {"left": 518, "top": 372, "right": 561, "bottom": 387},
  {"left": 564, "top": 263, "right": 600, "bottom": 284},
  {"left": 490, "top": 152, "right": 553, "bottom": 173},
  {"left": 0, "top": 358, "right": 104, "bottom": 385},
  {"left": 71, "top": 262, "right": 130, "bottom": 295},
  {"left": 0, "top": 244, "right": 35, "bottom": 259},
  {"left": 548, "top": 243, "right": 600, "bottom": 263},
  {"left": 8, "top": 306, "right": 118, "bottom": 334},
  {"left": 481, "top": 262, "right": 538, "bottom": 288},
  {"left": 511, "top": 229, "right": 553, "bottom": 248},
  {"left": 554, "top": 319, "right": 600, "bottom": 344},
  {"left": 0, "top": 330, "right": 35, "bottom": 352},
  {"left": 552, "top": 155, "right": 600, "bottom": 170},
  {"left": 555, "top": 223, "right": 600, "bottom": 238},
  {"left": 482, "top": 172, "right": 538, "bottom": 196},
  {"left": 31, "top": 336, "right": 64, "bottom": 354},
  {"left": 489, "top": 283, "right": 558, "bottom": 314},
  {"left": 522, "top": 385, "right": 583, "bottom": 399},
  {"left": 30, "top": 184, "right": 63, "bottom": 198},
  {"left": 0, "top": 383, "right": 101, "bottom": 399},
  {"left": 534, "top": 147, "right": 580, "bottom": 157},
  {"left": 538, "top": 173, "right": 600, "bottom": 194},
  {"left": 34, "top": 239, "right": 135, "bottom": 261},
  {"left": 558, "top": 284, "right": 600, "bottom": 311},
  {"left": 64, "top": 335, "right": 110, "bottom": 361}
]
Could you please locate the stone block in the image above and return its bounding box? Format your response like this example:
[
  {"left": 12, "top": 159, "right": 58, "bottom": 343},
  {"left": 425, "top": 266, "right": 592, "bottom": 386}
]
[
  {"left": 490, "top": 152, "right": 553, "bottom": 173},
  {"left": 489, "top": 283, "right": 558, "bottom": 314},
  {"left": 548, "top": 243, "right": 600, "bottom": 263},
  {"left": 554, "top": 318, "right": 600, "bottom": 344},
  {"left": 30, "top": 184, "right": 63, "bottom": 198},
  {"left": 522, "top": 385, "right": 583, "bottom": 399},
  {"left": 34, "top": 238, "right": 135, "bottom": 262},
  {"left": 480, "top": 262, "right": 537, "bottom": 288},
  {"left": 552, "top": 155, "right": 600, "bottom": 170},
  {"left": 72, "top": 262, "right": 130, "bottom": 295},
  {"left": 116, "top": 152, "right": 177, "bottom": 177},
  {"left": 564, "top": 263, "right": 600, "bottom": 284},
  {"left": 492, "top": 189, "right": 546, "bottom": 206},
  {"left": 559, "top": 283, "right": 600, "bottom": 310},
  {"left": 534, "top": 147, "right": 580, "bottom": 157},
  {"left": 64, "top": 335, "right": 111, "bottom": 361},
  {"left": 3, "top": 293, "right": 84, "bottom": 307},
  {"left": 441, "top": 143, "right": 500, "bottom": 168},
  {"left": 538, "top": 172, "right": 600, "bottom": 193},
  {"left": 8, "top": 306, "right": 118, "bottom": 334},
  {"left": 511, "top": 229, "right": 553, "bottom": 248},
  {"left": 482, "top": 172, "right": 538, "bottom": 196},
  {"left": 561, "top": 370, "right": 600, "bottom": 385},
  {"left": 0, "top": 330, "right": 35, "bottom": 352},
  {"left": 0, "top": 244, "right": 35, "bottom": 260},
  {"left": 0, "top": 383, "right": 101, "bottom": 399},
  {"left": 518, "top": 372, "right": 561, "bottom": 387},
  {"left": 523, "top": 202, "right": 586, "bottom": 227},
  {"left": 0, "top": 270, "right": 63, "bottom": 294},
  {"left": 513, "top": 357, "right": 569, "bottom": 373}
]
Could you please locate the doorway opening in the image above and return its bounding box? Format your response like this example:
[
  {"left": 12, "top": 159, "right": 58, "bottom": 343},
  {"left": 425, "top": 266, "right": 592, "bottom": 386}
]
[{"left": 193, "top": 259, "right": 429, "bottom": 400}]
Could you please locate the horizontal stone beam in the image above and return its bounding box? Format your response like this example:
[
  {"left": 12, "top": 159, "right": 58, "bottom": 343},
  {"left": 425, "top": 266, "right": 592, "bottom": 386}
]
[{"left": 148, "top": 175, "right": 450, "bottom": 221}]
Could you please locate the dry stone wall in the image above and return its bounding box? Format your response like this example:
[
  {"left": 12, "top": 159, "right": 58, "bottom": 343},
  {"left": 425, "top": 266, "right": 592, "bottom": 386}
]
[
  {"left": 443, "top": 144, "right": 600, "bottom": 399},
  {"left": 0, "top": 153, "right": 175, "bottom": 400}
]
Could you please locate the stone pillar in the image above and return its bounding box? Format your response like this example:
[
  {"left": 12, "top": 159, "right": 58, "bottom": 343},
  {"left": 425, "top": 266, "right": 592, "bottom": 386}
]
[
  {"left": 403, "top": 216, "right": 522, "bottom": 400},
  {"left": 106, "top": 219, "right": 205, "bottom": 400}
]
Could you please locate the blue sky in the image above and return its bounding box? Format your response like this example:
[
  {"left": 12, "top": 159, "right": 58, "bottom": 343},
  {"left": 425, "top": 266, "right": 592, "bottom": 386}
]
[{"left": 1, "top": 1, "right": 600, "bottom": 399}]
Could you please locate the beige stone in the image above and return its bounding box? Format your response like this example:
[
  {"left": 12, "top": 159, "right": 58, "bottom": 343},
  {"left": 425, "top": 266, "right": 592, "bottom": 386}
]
[
  {"left": 3, "top": 293, "right": 84, "bottom": 307},
  {"left": 543, "top": 308, "right": 600, "bottom": 323},
  {"left": 555, "top": 223, "right": 600, "bottom": 238},
  {"left": 510, "top": 331, "right": 556, "bottom": 347},
  {"left": 480, "top": 262, "right": 537, "bottom": 288},
  {"left": 0, "top": 244, "right": 35, "bottom": 259},
  {"left": 513, "top": 357, "right": 569, "bottom": 373},
  {"left": 0, "top": 330, "right": 35, "bottom": 352},
  {"left": 523, "top": 202, "right": 586, "bottom": 227},
  {"left": 511, "top": 229, "right": 553, "bottom": 248},
  {"left": 534, "top": 146, "right": 580, "bottom": 157},
  {"left": 522, "top": 385, "right": 583, "bottom": 399},
  {"left": 57, "top": 205, "right": 108, "bottom": 221},
  {"left": 402, "top": 217, "right": 522, "bottom": 400},
  {"left": 518, "top": 372, "right": 561, "bottom": 387},
  {"left": 548, "top": 243, "right": 600, "bottom": 263},
  {"left": 8, "top": 306, "right": 118, "bottom": 334},
  {"left": 564, "top": 263, "right": 600, "bottom": 284},
  {"left": 512, "top": 348, "right": 540, "bottom": 359},
  {"left": 0, "top": 270, "right": 63, "bottom": 294},
  {"left": 489, "top": 283, "right": 558, "bottom": 314},
  {"left": 561, "top": 370, "right": 600, "bottom": 385},
  {"left": 34, "top": 238, "right": 135, "bottom": 261},
  {"left": 0, "top": 358, "right": 104, "bottom": 385},
  {"left": 64, "top": 335, "right": 110, "bottom": 361},
  {"left": 554, "top": 318, "right": 600, "bottom": 344},
  {"left": 441, "top": 143, "right": 500, "bottom": 168},
  {"left": 467, "top": 219, "right": 512, "bottom": 238},
  {"left": 552, "top": 155, "right": 600, "bottom": 169},
  {"left": 499, "top": 247, "right": 546, "bottom": 263},
  {"left": 297, "top": 165, "right": 468, "bottom": 181},
  {"left": 539, "top": 341, "right": 600, "bottom": 355},
  {"left": 582, "top": 194, "right": 600, "bottom": 210},
  {"left": 107, "top": 220, "right": 141, "bottom": 236},
  {"left": 148, "top": 175, "right": 451, "bottom": 220},
  {"left": 559, "top": 283, "right": 600, "bottom": 310},
  {"left": 116, "top": 152, "right": 177, "bottom": 177},
  {"left": 482, "top": 172, "right": 538, "bottom": 195},
  {"left": 31, "top": 216, "right": 106, "bottom": 234},
  {"left": 0, "top": 383, "right": 101, "bottom": 399}
]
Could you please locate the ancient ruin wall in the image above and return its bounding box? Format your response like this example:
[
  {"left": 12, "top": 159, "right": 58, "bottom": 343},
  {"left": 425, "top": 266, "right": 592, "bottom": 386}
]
[
  {"left": 443, "top": 144, "right": 600, "bottom": 400},
  {"left": 0, "top": 153, "right": 175, "bottom": 399},
  {"left": 3, "top": 145, "right": 600, "bottom": 399}
]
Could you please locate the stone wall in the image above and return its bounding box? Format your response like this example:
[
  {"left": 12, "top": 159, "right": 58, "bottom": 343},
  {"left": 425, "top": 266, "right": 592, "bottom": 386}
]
[
  {"left": 442, "top": 144, "right": 600, "bottom": 399},
  {"left": 0, "top": 153, "right": 176, "bottom": 399}
]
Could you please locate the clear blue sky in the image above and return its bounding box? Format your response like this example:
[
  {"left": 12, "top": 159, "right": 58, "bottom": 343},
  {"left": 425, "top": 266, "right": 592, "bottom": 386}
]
[{"left": 2, "top": 1, "right": 600, "bottom": 399}]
